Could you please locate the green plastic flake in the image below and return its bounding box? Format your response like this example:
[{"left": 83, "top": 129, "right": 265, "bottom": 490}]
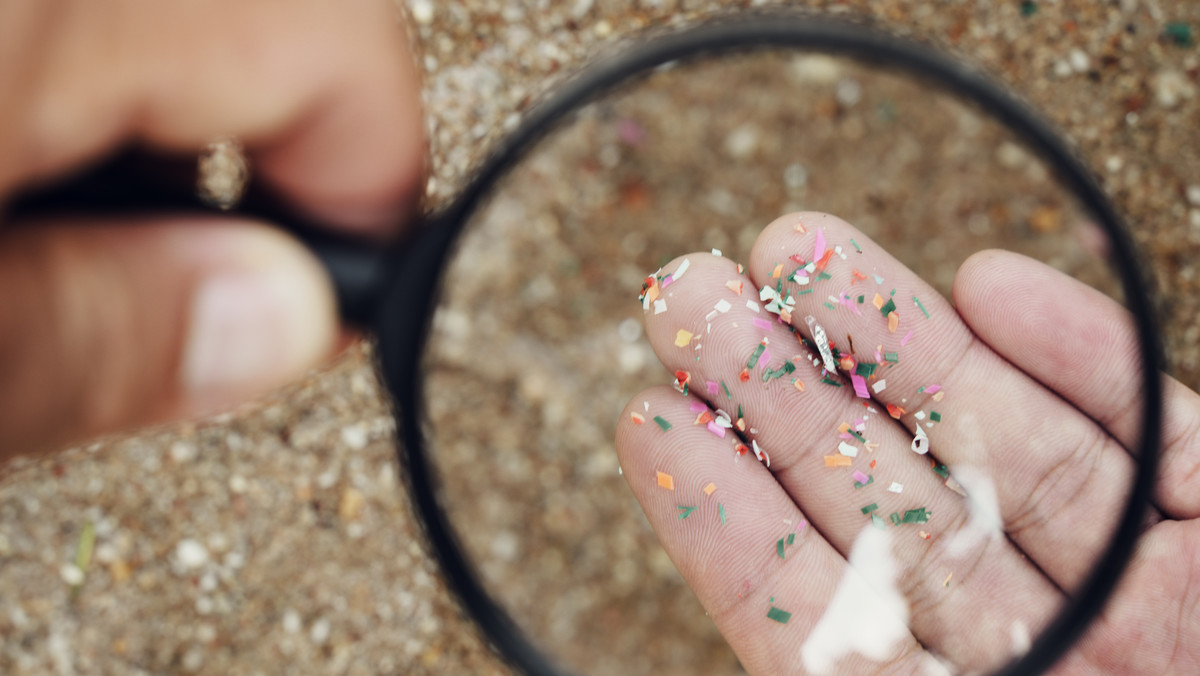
[
  {"left": 1165, "top": 22, "right": 1194, "bottom": 47},
  {"left": 861, "top": 502, "right": 879, "bottom": 515},
  {"left": 816, "top": 271, "right": 833, "bottom": 282},
  {"left": 1020, "top": 0, "right": 1037, "bottom": 16},
  {"left": 795, "top": 288, "right": 814, "bottom": 296},
  {"left": 880, "top": 298, "right": 897, "bottom": 317},
  {"left": 857, "top": 294, "right": 865, "bottom": 304},
  {"left": 677, "top": 505, "right": 698, "bottom": 520},
  {"left": 737, "top": 404, "right": 744, "bottom": 420},
  {"left": 824, "top": 302, "right": 836, "bottom": 310},
  {"left": 762, "top": 361, "right": 797, "bottom": 383},
  {"left": 721, "top": 381, "right": 731, "bottom": 398},
  {"left": 719, "top": 503, "right": 727, "bottom": 526},
  {"left": 871, "top": 513, "right": 887, "bottom": 530},
  {"left": 748, "top": 343, "right": 766, "bottom": 368},
  {"left": 787, "top": 533, "right": 795, "bottom": 546},
  {"left": 855, "top": 362, "right": 877, "bottom": 378},
  {"left": 901, "top": 508, "right": 930, "bottom": 524},
  {"left": 850, "top": 238, "right": 862, "bottom": 253},
  {"left": 913, "top": 295, "right": 930, "bottom": 319},
  {"left": 884, "top": 352, "right": 900, "bottom": 363},
  {"left": 854, "top": 474, "right": 874, "bottom": 489},
  {"left": 933, "top": 464, "right": 950, "bottom": 478},
  {"left": 930, "top": 411, "right": 942, "bottom": 422},
  {"left": 654, "top": 416, "right": 672, "bottom": 431},
  {"left": 848, "top": 429, "right": 866, "bottom": 444},
  {"left": 820, "top": 376, "right": 843, "bottom": 387},
  {"left": 890, "top": 512, "right": 901, "bottom": 526},
  {"left": 777, "top": 538, "right": 786, "bottom": 559},
  {"left": 767, "top": 606, "right": 792, "bottom": 624}
]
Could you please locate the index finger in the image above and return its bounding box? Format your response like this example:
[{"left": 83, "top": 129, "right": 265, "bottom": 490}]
[{"left": 1, "top": 0, "right": 425, "bottom": 232}]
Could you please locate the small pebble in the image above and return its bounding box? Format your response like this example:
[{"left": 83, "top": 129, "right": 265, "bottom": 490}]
[
  {"left": 1155, "top": 70, "right": 1195, "bottom": 109},
  {"left": 1068, "top": 48, "right": 1090, "bottom": 73},
  {"left": 228, "top": 474, "right": 248, "bottom": 494},
  {"left": 409, "top": 0, "right": 433, "bottom": 24},
  {"left": 282, "top": 609, "right": 302, "bottom": 634},
  {"left": 175, "top": 539, "right": 209, "bottom": 569},
  {"left": 1185, "top": 184, "right": 1200, "bottom": 208},
  {"left": 835, "top": 77, "right": 862, "bottom": 107},
  {"left": 340, "top": 424, "right": 369, "bottom": 450},
  {"left": 170, "top": 441, "right": 197, "bottom": 464},
  {"left": 310, "top": 617, "right": 331, "bottom": 645},
  {"left": 59, "top": 563, "right": 84, "bottom": 586}
]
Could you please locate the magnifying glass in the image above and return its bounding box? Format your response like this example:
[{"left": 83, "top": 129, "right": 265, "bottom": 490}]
[{"left": 12, "top": 11, "right": 1162, "bottom": 676}]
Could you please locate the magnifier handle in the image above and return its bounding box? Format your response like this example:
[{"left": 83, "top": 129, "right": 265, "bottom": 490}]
[{"left": 4, "top": 147, "right": 390, "bottom": 329}]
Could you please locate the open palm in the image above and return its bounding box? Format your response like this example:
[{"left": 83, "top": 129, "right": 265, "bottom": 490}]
[{"left": 617, "top": 212, "right": 1200, "bottom": 675}]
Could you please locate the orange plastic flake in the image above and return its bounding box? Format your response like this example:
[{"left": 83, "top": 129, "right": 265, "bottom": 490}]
[
  {"left": 815, "top": 249, "right": 835, "bottom": 271},
  {"left": 932, "top": 391, "right": 945, "bottom": 402},
  {"left": 726, "top": 280, "right": 744, "bottom": 296},
  {"left": 886, "top": 403, "right": 906, "bottom": 419},
  {"left": 838, "top": 355, "right": 856, "bottom": 371},
  {"left": 873, "top": 293, "right": 885, "bottom": 310},
  {"left": 887, "top": 311, "right": 899, "bottom": 333},
  {"left": 838, "top": 422, "right": 851, "bottom": 434},
  {"left": 675, "top": 329, "right": 694, "bottom": 347},
  {"left": 794, "top": 220, "right": 807, "bottom": 234},
  {"left": 737, "top": 264, "right": 745, "bottom": 274},
  {"left": 735, "top": 418, "right": 747, "bottom": 432},
  {"left": 675, "top": 370, "right": 691, "bottom": 385},
  {"left": 695, "top": 410, "right": 715, "bottom": 426},
  {"left": 851, "top": 269, "right": 869, "bottom": 284},
  {"left": 919, "top": 530, "right": 931, "bottom": 540},
  {"left": 771, "top": 263, "right": 784, "bottom": 279},
  {"left": 704, "top": 482, "right": 717, "bottom": 496},
  {"left": 870, "top": 459, "right": 877, "bottom": 469},
  {"left": 738, "top": 368, "right": 750, "bottom": 382},
  {"left": 793, "top": 379, "right": 805, "bottom": 392},
  {"left": 645, "top": 280, "right": 661, "bottom": 304},
  {"left": 824, "top": 455, "right": 853, "bottom": 467},
  {"left": 656, "top": 471, "right": 675, "bottom": 490},
  {"left": 631, "top": 412, "right": 646, "bottom": 425},
  {"left": 735, "top": 443, "right": 750, "bottom": 456},
  {"left": 779, "top": 306, "right": 793, "bottom": 323}
]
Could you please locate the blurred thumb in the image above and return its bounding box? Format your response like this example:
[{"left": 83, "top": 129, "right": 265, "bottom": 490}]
[{"left": 0, "top": 218, "right": 338, "bottom": 458}]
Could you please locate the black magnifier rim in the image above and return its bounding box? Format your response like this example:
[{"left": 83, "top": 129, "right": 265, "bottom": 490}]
[{"left": 377, "top": 12, "right": 1163, "bottom": 676}]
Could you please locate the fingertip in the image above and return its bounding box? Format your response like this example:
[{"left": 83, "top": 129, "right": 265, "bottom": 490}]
[{"left": 952, "top": 249, "right": 1026, "bottom": 311}]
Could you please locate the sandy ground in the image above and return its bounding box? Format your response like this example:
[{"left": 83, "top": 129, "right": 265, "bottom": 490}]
[{"left": 2, "top": 1, "right": 1198, "bottom": 675}]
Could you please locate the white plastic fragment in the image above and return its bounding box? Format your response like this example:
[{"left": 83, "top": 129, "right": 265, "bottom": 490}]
[
  {"left": 673, "top": 258, "right": 691, "bottom": 281},
  {"left": 911, "top": 424, "right": 929, "bottom": 455},
  {"left": 805, "top": 315, "right": 838, "bottom": 373}
]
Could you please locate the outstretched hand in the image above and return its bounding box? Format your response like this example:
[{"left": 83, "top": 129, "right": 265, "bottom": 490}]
[{"left": 618, "top": 212, "right": 1200, "bottom": 675}]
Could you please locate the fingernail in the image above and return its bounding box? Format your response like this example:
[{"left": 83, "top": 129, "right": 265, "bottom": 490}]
[{"left": 182, "top": 264, "right": 334, "bottom": 408}]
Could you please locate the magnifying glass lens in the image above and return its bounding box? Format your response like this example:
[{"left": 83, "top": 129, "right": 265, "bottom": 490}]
[{"left": 420, "top": 49, "right": 1137, "bottom": 676}]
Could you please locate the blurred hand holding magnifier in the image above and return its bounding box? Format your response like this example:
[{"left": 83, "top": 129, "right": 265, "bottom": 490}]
[{"left": 14, "top": 11, "right": 1170, "bottom": 676}]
